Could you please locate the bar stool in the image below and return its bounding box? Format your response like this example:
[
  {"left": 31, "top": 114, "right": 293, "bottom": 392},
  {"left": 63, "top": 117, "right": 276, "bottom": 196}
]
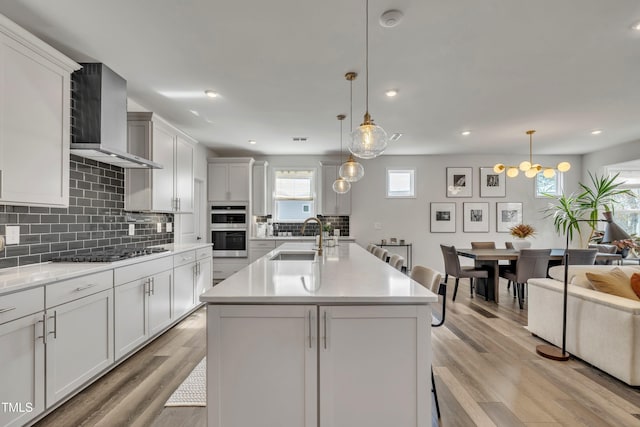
[{"left": 388, "top": 254, "right": 405, "bottom": 272}]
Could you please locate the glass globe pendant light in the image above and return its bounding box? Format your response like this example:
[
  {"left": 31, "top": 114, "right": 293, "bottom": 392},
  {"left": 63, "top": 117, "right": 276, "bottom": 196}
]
[
  {"left": 349, "top": 0, "right": 388, "bottom": 159},
  {"left": 333, "top": 114, "right": 351, "bottom": 194},
  {"left": 339, "top": 72, "right": 365, "bottom": 182}
]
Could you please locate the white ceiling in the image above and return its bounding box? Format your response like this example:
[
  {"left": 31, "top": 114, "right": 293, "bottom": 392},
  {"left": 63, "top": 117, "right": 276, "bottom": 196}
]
[{"left": 2, "top": 0, "right": 640, "bottom": 157}]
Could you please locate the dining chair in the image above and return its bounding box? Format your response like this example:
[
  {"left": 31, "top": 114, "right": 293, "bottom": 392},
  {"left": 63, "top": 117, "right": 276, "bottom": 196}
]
[
  {"left": 501, "top": 249, "right": 551, "bottom": 309},
  {"left": 440, "top": 244, "right": 489, "bottom": 301},
  {"left": 503, "top": 242, "right": 516, "bottom": 297},
  {"left": 471, "top": 241, "right": 495, "bottom": 249},
  {"left": 565, "top": 248, "right": 598, "bottom": 265},
  {"left": 410, "top": 265, "right": 446, "bottom": 420},
  {"left": 388, "top": 254, "right": 405, "bottom": 272}
]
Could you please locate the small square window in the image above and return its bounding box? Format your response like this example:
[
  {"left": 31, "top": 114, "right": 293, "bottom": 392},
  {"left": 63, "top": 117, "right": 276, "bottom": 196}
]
[
  {"left": 387, "top": 168, "right": 416, "bottom": 198},
  {"left": 535, "top": 172, "right": 563, "bottom": 197}
]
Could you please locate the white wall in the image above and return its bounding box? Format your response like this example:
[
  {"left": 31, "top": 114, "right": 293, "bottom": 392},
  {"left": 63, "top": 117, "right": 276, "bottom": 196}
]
[{"left": 582, "top": 139, "right": 640, "bottom": 179}]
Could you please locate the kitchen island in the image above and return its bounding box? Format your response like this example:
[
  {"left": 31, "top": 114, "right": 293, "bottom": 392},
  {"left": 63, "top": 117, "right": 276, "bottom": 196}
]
[{"left": 200, "top": 242, "right": 437, "bottom": 427}]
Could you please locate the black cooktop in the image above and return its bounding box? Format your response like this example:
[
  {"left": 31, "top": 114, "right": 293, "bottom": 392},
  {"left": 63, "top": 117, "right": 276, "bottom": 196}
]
[{"left": 51, "top": 247, "right": 169, "bottom": 263}]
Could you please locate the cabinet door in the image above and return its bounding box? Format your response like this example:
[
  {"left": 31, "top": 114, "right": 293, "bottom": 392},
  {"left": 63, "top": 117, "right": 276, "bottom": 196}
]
[
  {"left": 195, "top": 258, "right": 212, "bottom": 302},
  {"left": 0, "top": 36, "right": 69, "bottom": 206},
  {"left": 252, "top": 161, "right": 268, "bottom": 215},
  {"left": 0, "top": 312, "right": 45, "bottom": 427},
  {"left": 175, "top": 135, "right": 194, "bottom": 213},
  {"left": 148, "top": 270, "right": 173, "bottom": 336},
  {"left": 173, "top": 262, "right": 195, "bottom": 318},
  {"left": 228, "top": 163, "right": 250, "bottom": 201},
  {"left": 208, "top": 305, "right": 317, "bottom": 427},
  {"left": 319, "top": 305, "right": 430, "bottom": 427},
  {"left": 208, "top": 163, "right": 228, "bottom": 201},
  {"left": 46, "top": 290, "right": 114, "bottom": 406},
  {"left": 125, "top": 120, "right": 152, "bottom": 211},
  {"left": 151, "top": 123, "right": 176, "bottom": 211},
  {"left": 114, "top": 279, "right": 147, "bottom": 361}
]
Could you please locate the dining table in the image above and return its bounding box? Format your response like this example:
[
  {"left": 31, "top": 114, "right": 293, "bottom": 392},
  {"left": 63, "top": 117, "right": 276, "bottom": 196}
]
[{"left": 456, "top": 248, "right": 622, "bottom": 303}]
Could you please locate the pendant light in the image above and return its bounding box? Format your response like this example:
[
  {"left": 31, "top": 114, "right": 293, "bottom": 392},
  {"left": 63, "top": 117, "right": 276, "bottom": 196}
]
[
  {"left": 349, "top": 0, "right": 388, "bottom": 159},
  {"left": 493, "top": 130, "right": 571, "bottom": 178},
  {"left": 333, "top": 114, "right": 351, "bottom": 194},
  {"left": 339, "top": 72, "right": 365, "bottom": 182}
]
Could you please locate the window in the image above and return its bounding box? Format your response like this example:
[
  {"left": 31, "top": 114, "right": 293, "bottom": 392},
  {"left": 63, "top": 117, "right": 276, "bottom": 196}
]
[
  {"left": 535, "top": 172, "right": 563, "bottom": 197},
  {"left": 609, "top": 169, "right": 640, "bottom": 235},
  {"left": 273, "top": 169, "right": 316, "bottom": 222},
  {"left": 386, "top": 168, "right": 416, "bottom": 198}
]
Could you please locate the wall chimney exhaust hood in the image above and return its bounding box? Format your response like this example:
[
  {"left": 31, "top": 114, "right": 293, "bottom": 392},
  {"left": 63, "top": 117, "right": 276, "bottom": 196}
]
[{"left": 70, "top": 63, "right": 162, "bottom": 169}]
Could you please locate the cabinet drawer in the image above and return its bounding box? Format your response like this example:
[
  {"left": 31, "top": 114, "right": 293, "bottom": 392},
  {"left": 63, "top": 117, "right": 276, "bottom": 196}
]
[
  {"left": 46, "top": 270, "right": 113, "bottom": 308},
  {"left": 0, "top": 287, "right": 44, "bottom": 324},
  {"left": 196, "top": 247, "right": 213, "bottom": 260},
  {"left": 115, "top": 257, "right": 171, "bottom": 286},
  {"left": 250, "top": 240, "right": 277, "bottom": 249},
  {"left": 174, "top": 250, "right": 197, "bottom": 267},
  {"left": 212, "top": 262, "right": 247, "bottom": 279}
]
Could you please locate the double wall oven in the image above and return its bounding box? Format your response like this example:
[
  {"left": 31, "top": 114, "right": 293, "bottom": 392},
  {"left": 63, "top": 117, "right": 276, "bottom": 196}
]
[{"left": 211, "top": 204, "right": 248, "bottom": 257}]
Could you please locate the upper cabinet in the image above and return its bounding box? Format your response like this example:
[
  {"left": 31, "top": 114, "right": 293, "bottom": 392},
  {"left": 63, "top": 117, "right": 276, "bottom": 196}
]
[
  {"left": 320, "top": 163, "right": 351, "bottom": 216},
  {"left": 252, "top": 160, "right": 269, "bottom": 216},
  {"left": 0, "top": 14, "right": 80, "bottom": 207},
  {"left": 208, "top": 158, "right": 253, "bottom": 202},
  {"left": 125, "top": 112, "right": 195, "bottom": 213}
]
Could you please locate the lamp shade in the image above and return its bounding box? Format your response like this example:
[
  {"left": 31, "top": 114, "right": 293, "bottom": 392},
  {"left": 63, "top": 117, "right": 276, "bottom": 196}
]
[
  {"left": 602, "top": 217, "right": 631, "bottom": 243},
  {"left": 332, "top": 177, "right": 351, "bottom": 194},
  {"left": 339, "top": 155, "right": 365, "bottom": 182},
  {"left": 349, "top": 113, "right": 388, "bottom": 159}
]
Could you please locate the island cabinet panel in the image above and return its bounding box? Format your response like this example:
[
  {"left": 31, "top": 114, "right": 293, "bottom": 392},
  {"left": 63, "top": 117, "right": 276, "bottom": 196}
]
[
  {"left": 208, "top": 305, "right": 317, "bottom": 427},
  {"left": 319, "top": 305, "right": 430, "bottom": 427}
]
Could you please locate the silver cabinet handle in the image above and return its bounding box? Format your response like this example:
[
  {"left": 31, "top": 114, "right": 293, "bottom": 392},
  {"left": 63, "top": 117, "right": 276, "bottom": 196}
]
[
  {"left": 308, "top": 310, "right": 314, "bottom": 349},
  {"left": 36, "top": 313, "right": 46, "bottom": 344},
  {"left": 144, "top": 278, "right": 151, "bottom": 296},
  {"left": 74, "top": 283, "right": 97, "bottom": 292},
  {"left": 323, "top": 310, "right": 328, "bottom": 349},
  {"left": 177, "top": 198, "right": 181, "bottom": 211},
  {"left": 48, "top": 311, "right": 57, "bottom": 339},
  {"left": 150, "top": 277, "right": 155, "bottom": 296},
  {"left": 0, "top": 306, "right": 16, "bottom": 314}
]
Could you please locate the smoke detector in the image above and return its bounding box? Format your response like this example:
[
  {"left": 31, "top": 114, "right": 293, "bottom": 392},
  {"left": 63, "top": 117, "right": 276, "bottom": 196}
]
[{"left": 379, "top": 9, "right": 403, "bottom": 28}]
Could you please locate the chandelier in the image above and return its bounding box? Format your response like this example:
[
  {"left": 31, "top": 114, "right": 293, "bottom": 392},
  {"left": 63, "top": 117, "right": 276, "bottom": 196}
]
[
  {"left": 339, "top": 72, "right": 364, "bottom": 182},
  {"left": 493, "top": 130, "right": 571, "bottom": 178}
]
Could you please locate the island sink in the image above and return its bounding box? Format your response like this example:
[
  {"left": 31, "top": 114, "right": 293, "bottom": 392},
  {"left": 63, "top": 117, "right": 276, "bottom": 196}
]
[{"left": 269, "top": 251, "right": 317, "bottom": 261}]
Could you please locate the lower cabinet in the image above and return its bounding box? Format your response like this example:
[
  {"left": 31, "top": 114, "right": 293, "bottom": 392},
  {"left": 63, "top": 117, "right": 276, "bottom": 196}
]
[
  {"left": 173, "top": 261, "right": 195, "bottom": 319},
  {"left": 45, "top": 289, "right": 114, "bottom": 406},
  {"left": 207, "top": 304, "right": 430, "bottom": 427},
  {"left": 195, "top": 255, "right": 212, "bottom": 302}
]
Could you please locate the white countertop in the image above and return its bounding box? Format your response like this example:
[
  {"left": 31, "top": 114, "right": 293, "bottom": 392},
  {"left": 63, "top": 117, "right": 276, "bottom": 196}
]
[
  {"left": 0, "top": 242, "right": 212, "bottom": 296},
  {"left": 250, "top": 236, "right": 355, "bottom": 241},
  {"left": 201, "top": 242, "right": 436, "bottom": 304}
]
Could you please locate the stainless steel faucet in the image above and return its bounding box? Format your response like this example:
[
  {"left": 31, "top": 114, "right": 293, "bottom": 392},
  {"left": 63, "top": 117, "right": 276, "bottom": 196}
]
[{"left": 301, "top": 216, "right": 323, "bottom": 255}]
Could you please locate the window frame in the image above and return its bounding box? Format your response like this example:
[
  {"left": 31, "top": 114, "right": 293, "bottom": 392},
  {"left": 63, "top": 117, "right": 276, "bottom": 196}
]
[
  {"left": 386, "top": 168, "right": 416, "bottom": 199},
  {"left": 535, "top": 172, "right": 564, "bottom": 198},
  {"left": 272, "top": 167, "right": 317, "bottom": 222}
]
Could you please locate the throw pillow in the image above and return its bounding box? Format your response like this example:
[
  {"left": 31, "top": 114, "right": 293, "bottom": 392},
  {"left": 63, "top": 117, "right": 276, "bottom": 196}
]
[
  {"left": 586, "top": 268, "right": 640, "bottom": 301},
  {"left": 631, "top": 273, "right": 640, "bottom": 299}
]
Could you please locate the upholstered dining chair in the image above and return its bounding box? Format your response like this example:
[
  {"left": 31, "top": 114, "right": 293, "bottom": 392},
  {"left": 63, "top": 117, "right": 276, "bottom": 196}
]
[
  {"left": 388, "top": 254, "right": 405, "bottom": 272},
  {"left": 565, "top": 249, "right": 598, "bottom": 265},
  {"left": 410, "top": 265, "right": 446, "bottom": 420},
  {"left": 471, "top": 241, "right": 496, "bottom": 249},
  {"left": 503, "top": 242, "right": 517, "bottom": 297},
  {"left": 501, "top": 249, "right": 551, "bottom": 309},
  {"left": 440, "top": 244, "right": 489, "bottom": 301},
  {"left": 373, "top": 247, "right": 389, "bottom": 262}
]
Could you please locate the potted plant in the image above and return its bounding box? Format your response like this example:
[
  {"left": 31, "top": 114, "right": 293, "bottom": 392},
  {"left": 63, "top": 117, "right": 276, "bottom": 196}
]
[
  {"left": 544, "top": 172, "right": 635, "bottom": 247},
  {"left": 611, "top": 239, "right": 639, "bottom": 258},
  {"left": 509, "top": 224, "right": 536, "bottom": 250}
]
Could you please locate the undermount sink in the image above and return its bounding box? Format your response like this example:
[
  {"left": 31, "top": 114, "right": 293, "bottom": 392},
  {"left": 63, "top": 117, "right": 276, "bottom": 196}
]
[{"left": 269, "top": 251, "right": 317, "bottom": 261}]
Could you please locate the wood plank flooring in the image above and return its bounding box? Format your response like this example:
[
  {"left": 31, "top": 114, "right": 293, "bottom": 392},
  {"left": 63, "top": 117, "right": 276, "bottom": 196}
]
[{"left": 33, "top": 279, "right": 640, "bottom": 426}]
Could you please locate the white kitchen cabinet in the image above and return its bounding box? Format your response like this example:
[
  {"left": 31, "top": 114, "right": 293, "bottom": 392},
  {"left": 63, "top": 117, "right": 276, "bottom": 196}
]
[
  {"left": 208, "top": 304, "right": 429, "bottom": 427},
  {"left": 212, "top": 258, "right": 249, "bottom": 283},
  {"left": 207, "top": 158, "right": 253, "bottom": 202},
  {"left": 0, "top": 286, "right": 45, "bottom": 427},
  {"left": 208, "top": 305, "right": 317, "bottom": 427},
  {"left": 0, "top": 15, "right": 80, "bottom": 207},
  {"left": 45, "top": 288, "right": 114, "bottom": 406},
  {"left": 125, "top": 112, "right": 195, "bottom": 213},
  {"left": 252, "top": 160, "right": 269, "bottom": 215},
  {"left": 320, "top": 163, "right": 351, "bottom": 215},
  {"left": 195, "top": 248, "right": 213, "bottom": 301},
  {"left": 173, "top": 251, "right": 196, "bottom": 318},
  {"left": 114, "top": 258, "right": 173, "bottom": 360}
]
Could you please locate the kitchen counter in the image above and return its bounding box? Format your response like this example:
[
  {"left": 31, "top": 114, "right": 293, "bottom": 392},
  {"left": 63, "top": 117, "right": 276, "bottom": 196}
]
[
  {"left": 0, "top": 242, "right": 212, "bottom": 296},
  {"left": 201, "top": 242, "right": 435, "bottom": 304}
]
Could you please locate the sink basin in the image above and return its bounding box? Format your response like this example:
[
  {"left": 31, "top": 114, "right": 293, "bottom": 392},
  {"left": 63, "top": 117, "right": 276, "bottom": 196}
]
[{"left": 270, "top": 251, "right": 317, "bottom": 261}]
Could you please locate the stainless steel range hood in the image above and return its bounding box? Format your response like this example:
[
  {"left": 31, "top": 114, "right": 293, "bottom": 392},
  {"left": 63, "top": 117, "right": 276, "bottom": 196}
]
[{"left": 70, "top": 63, "right": 162, "bottom": 169}]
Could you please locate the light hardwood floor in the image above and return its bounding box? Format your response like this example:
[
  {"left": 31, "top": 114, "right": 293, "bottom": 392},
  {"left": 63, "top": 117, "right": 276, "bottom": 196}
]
[{"left": 34, "top": 279, "right": 640, "bottom": 426}]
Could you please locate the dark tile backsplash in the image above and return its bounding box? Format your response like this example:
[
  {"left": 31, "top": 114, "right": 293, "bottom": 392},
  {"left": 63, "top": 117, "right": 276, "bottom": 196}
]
[
  {"left": 0, "top": 155, "right": 173, "bottom": 269},
  {"left": 255, "top": 215, "right": 350, "bottom": 237}
]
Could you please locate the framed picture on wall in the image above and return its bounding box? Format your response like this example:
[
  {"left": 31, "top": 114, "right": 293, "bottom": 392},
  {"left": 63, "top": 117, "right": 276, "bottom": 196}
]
[
  {"left": 479, "top": 167, "right": 506, "bottom": 197},
  {"left": 446, "top": 167, "right": 472, "bottom": 197},
  {"left": 463, "top": 202, "right": 489, "bottom": 232},
  {"left": 496, "top": 202, "right": 523, "bottom": 232},
  {"left": 430, "top": 202, "right": 456, "bottom": 233}
]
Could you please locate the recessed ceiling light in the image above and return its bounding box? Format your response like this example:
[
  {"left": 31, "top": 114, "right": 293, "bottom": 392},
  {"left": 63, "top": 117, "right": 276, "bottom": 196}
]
[
  {"left": 385, "top": 89, "right": 398, "bottom": 97},
  {"left": 190, "top": 110, "right": 200, "bottom": 116},
  {"left": 591, "top": 129, "right": 602, "bottom": 135},
  {"left": 248, "top": 140, "right": 257, "bottom": 145},
  {"left": 204, "top": 90, "right": 219, "bottom": 98},
  {"left": 461, "top": 130, "right": 471, "bottom": 136}
]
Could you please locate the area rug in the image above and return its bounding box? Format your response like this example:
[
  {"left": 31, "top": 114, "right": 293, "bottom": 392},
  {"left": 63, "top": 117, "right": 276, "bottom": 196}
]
[{"left": 165, "top": 357, "right": 206, "bottom": 406}]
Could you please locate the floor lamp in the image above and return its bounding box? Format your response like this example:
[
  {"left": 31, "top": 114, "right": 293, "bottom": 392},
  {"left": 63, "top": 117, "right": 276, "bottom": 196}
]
[{"left": 535, "top": 219, "right": 610, "bottom": 361}]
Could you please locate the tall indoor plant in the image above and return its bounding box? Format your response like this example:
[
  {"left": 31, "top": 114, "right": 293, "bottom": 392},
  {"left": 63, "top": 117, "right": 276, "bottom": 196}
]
[{"left": 544, "top": 172, "right": 635, "bottom": 246}]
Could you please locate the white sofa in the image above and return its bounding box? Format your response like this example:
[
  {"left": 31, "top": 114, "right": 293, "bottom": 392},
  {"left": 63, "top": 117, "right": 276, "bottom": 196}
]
[{"left": 528, "top": 265, "right": 640, "bottom": 386}]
